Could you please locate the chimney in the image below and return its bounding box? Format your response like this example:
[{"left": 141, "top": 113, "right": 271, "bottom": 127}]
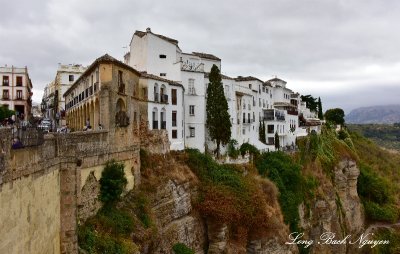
[{"left": 146, "top": 27, "right": 151, "bottom": 33}]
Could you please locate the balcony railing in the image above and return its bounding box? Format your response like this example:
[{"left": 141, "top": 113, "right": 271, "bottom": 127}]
[
  {"left": 152, "top": 121, "right": 158, "bottom": 129},
  {"left": 161, "top": 94, "right": 168, "bottom": 103}
]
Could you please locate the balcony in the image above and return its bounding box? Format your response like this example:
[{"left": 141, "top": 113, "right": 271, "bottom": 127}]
[
  {"left": 287, "top": 110, "right": 298, "bottom": 116},
  {"left": 161, "top": 121, "right": 166, "bottom": 129},
  {"left": 161, "top": 94, "right": 168, "bottom": 103},
  {"left": 152, "top": 121, "right": 158, "bottom": 129}
]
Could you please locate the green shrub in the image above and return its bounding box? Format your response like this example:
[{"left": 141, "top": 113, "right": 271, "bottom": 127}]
[
  {"left": 78, "top": 224, "right": 138, "bottom": 254},
  {"left": 363, "top": 201, "right": 399, "bottom": 223},
  {"left": 227, "top": 139, "right": 240, "bottom": 159},
  {"left": 358, "top": 164, "right": 392, "bottom": 205},
  {"left": 134, "top": 193, "right": 152, "bottom": 228},
  {"left": 255, "top": 151, "right": 312, "bottom": 232},
  {"left": 239, "top": 142, "right": 259, "bottom": 157},
  {"left": 96, "top": 206, "right": 134, "bottom": 236},
  {"left": 99, "top": 160, "right": 127, "bottom": 204},
  {"left": 172, "top": 243, "right": 195, "bottom": 254},
  {"left": 370, "top": 228, "right": 400, "bottom": 254}
]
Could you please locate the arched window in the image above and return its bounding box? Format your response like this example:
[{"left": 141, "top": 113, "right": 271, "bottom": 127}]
[
  {"left": 152, "top": 107, "right": 159, "bottom": 129},
  {"left": 160, "top": 107, "right": 166, "bottom": 129},
  {"left": 154, "top": 83, "right": 159, "bottom": 102},
  {"left": 160, "top": 84, "right": 167, "bottom": 103}
]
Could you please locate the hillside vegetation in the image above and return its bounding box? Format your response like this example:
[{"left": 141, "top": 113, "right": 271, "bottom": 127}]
[
  {"left": 77, "top": 126, "right": 400, "bottom": 253},
  {"left": 348, "top": 124, "right": 400, "bottom": 151}
]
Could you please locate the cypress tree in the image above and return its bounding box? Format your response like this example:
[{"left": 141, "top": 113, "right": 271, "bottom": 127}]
[
  {"left": 262, "top": 121, "right": 266, "bottom": 144},
  {"left": 318, "top": 97, "right": 323, "bottom": 119},
  {"left": 275, "top": 131, "right": 280, "bottom": 151},
  {"left": 206, "top": 64, "right": 231, "bottom": 157}
]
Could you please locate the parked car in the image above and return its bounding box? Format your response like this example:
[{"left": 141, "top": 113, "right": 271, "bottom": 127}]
[{"left": 38, "top": 119, "right": 52, "bottom": 132}]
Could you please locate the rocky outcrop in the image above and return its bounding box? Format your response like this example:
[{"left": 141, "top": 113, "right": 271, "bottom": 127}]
[
  {"left": 299, "top": 159, "right": 364, "bottom": 254},
  {"left": 150, "top": 179, "right": 207, "bottom": 253}
]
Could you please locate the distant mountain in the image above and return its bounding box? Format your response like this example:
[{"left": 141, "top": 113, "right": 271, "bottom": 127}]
[{"left": 345, "top": 105, "right": 400, "bottom": 124}]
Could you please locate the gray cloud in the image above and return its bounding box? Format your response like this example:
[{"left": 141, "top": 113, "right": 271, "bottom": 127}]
[{"left": 1, "top": 0, "right": 399, "bottom": 111}]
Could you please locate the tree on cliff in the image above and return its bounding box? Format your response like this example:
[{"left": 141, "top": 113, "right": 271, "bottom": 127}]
[
  {"left": 318, "top": 97, "right": 324, "bottom": 120},
  {"left": 206, "top": 64, "right": 231, "bottom": 157},
  {"left": 99, "top": 160, "right": 127, "bottom": 205},
  {"left": 325, "top": 108, "right": 345, "bottom": 126},
  {"left": 301, "top": 95, "right": 318, "bottom": 112}
]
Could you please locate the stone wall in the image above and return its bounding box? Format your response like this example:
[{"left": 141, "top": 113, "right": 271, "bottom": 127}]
[{"left": 0, "top": 128, "right": 141, "bottom": 254}]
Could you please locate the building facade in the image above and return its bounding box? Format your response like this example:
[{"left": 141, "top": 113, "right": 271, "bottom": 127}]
[
  {"left": 42, "top": 64, "right": 86, "bottom": 129},
  {"left": 0, "top": 65, "right": 33, "bottom": 121}
]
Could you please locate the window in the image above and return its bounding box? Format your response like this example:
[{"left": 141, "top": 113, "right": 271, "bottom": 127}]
[
  {"left": 69, "top": 75, "right": 74, "bottom": 82},
  {"left": 160, "top": 73, "right": 166, "bottom": 77},
  {"left": 189, "top": 105, "right": 195, "bottom": 116},
  {"left": 2, "top": 90, "right": 9, "bottom": 99},
  {"left": 16, "top": 76, "right": 23, "bottom": 86},
  {"left": 188, "top": 79, "right": 195, "bottom": 95},
  {"left": 189, "top": 127, "right": 195, "bottom": 137},
  {"left": 243, "top": 113, "right": 246, "bottom": 123},
  {"left": 172, "top": 130, "right": 177, "bottom": 139},
  {"left": 248, "top": 113, "right": 251, "bottom": 123},
  {"left": 118, "top": 71, "right": 124, "bottom": 93},
  {"left": 16, "top": 90, "right": 23, "bottom": 100},
  {"left": 225, "top": 85, "right": 229, "bottom": 98},
  {"left": 2, "top": 76, "right": 9, "bottom": 86},
  {"left": 171, "top": 89, "right": 177, "bottom": 105},
  {"left": 267, "top": 125, "right": 274, "bottom": 134},
  {"left": 159, "top": 54, "right": 167, "bottom": 58},
  {"left": 242, "top": 128, "right": 246, "bottom": 135},
  {"left": 172, "top": 111, "right": 177, "bottom": 127},
  {"left": 249, "top": 84, "right": 252, "bottom": 89}
]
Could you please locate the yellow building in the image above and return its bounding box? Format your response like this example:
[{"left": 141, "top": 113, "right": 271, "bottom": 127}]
[{"left": 64, "top": 54, "right": 145, "bottom": 132}]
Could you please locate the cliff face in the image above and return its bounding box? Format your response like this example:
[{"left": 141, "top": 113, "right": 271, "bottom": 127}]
[
  {"left": 299, "top": 159, "right": 364, "bottom": 254},
  {"left": 132, "top": 153, "right": 296, "bottom": 254}
]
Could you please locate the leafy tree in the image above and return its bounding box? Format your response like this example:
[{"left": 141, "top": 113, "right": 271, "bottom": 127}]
[
  {"left": 275, "top": 131, "right": 280, "bottom": 150},
  {"left": 300, "top": 95, "right": 318, "bottom": 112},
  {"left": 325, "top": 108, "right": 345, "bottom": 125},
  {"left": 0, "top": 105, "right": 14, "bottom": 121},
  {"left": 206, "top": 64, "right": 231, "bottom": 157},
  {"left": 317, "top": 97, "right": 323, "bottom": 119},
  {"left": 99, "top": 160, "right": 127, "bottom": 204}
]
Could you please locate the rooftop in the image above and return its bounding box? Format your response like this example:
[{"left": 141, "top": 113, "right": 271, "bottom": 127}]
[
  {"left": 234, "top": 76, "right": 264, "bottom": 83},
  {"left": 134, "top": 28, "right": 179, "bottom": 46},
  {"left": 64, "top": 54, "right": 141, "bottom": 96},
  {"left": 191, "top": 52, "right": 221, "bottom": 61},
  {"left": 140, "top": 72, "right": 183, "bottom": 87}
]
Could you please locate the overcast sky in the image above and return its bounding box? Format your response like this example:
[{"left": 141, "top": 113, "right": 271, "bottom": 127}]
[{"left": 1, "top": 0, "right": 399, "bottom": 113}]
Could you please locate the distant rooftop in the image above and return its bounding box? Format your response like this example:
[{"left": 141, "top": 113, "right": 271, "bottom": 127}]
[
  {"left": 191, "top": 52, "right": 220, "bottom": 61},
  {"left": 134, "top": 27, "right": 179, "bottom": 46},
  {"left": 234, "top": 76, "right": 263, "bottom": 83}
]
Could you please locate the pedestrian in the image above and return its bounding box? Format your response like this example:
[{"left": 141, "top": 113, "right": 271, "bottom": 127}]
[{"left": 12, "top": 137, "right": 23, "bottom": 149}]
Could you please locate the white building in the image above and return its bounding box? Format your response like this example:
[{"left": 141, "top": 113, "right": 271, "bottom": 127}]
[
  {"left": 124, "top": 28, "right": 322, "bottom": 153},
  {"left": 139, "top": 72, "right": 185, "bottom": 150},
  {"left": 42, "top": 64, "right": 86, "bottom": 127},
  {"left": 0, "top": 65, "right": 33, "bottom": 121}
]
